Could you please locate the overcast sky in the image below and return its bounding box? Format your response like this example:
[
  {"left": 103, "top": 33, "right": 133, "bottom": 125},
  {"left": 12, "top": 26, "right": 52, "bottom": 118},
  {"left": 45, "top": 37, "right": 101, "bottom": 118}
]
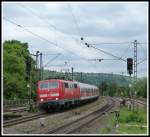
[{"left": 2, "top": 2, "right": 148, "bottom": 77}]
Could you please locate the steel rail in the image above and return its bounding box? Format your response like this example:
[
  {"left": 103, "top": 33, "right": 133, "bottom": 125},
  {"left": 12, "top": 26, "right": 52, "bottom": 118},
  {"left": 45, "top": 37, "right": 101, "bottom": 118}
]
[{"left": 3, "top": 112, "right": 47, "bottom": 127}]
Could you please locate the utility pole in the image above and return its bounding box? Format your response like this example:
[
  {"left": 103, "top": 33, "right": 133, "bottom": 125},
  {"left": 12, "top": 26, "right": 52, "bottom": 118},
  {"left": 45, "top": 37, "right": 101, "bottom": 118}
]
[
  {"left": 36, "top": 51, "right": 40, "bottom": 69},
  {"left": 40, "top": 53, "right": 43, "bottom": 80},
  {"left": 25, "top": 57, "right": 32, "bottom": 111},
  {"left": 80, "top": 72, "right": 83, "bottom": 82},
  {"left": 71, "top": 67, "right": 74, "bottom": 81}
]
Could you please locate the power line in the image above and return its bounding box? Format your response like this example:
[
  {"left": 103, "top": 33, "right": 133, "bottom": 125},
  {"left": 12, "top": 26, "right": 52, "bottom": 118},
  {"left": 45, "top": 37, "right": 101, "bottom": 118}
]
[
  {"left": 18, "top": 4, "right": 106, "bottom": 65},
  {"left": 19, "top": 4, "right": 81, "bottom": 44},
  {"left": 3, "top": 17, "right": 89, "bottom": 62},
  {"left": 42, "top": 53, "right": 61, "bottom": 56},
  {"left": 44, "top": 53, "right": 61, "bottom": 67},
  {"left": 88, "top": 58, "right": 124, "bottom": 62},
  {"left": 85, "top": 43, "right": 126, "bottom": 62},
  {"left": 92, "top": 42, "right": 131, "bottom": 45},
  {"left": 20, "top": 4, "right": 56, "bottom": 30},
  {"left": 67, "top": 3, "right": 82, "bottom": 38},
  {"left": 18, "top": 4, "right": 97, "bottom": 62},
  {"left": 20, "top": 4, "right": 59, "bottom": 47},
  {"left": 3, "top": 17, "right": 57, "bottom": 46},
  {"left": 137, "top": 58, "right": 147, "bottom": 65},
  {"left": 120, "top": 44, "right": 132, "bottom": 59}
]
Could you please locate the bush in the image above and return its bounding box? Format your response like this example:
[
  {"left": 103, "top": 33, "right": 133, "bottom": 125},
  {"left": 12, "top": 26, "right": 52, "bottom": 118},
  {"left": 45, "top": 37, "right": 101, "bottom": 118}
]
[{"left": 118, "top": 107, "right": 147, "bottom": 124}]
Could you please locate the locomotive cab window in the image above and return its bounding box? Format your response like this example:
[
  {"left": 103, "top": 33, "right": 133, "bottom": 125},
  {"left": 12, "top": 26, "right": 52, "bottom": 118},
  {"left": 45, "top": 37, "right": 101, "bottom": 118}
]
[
  {"left": 40, "top": 82, "right": 48, "bottom": 90},
  {"left": 40, "top": 82, "right": 58, "bottom": 89},
  {"left": 49, "top": 82, "right": 58, "bottom": 89}
]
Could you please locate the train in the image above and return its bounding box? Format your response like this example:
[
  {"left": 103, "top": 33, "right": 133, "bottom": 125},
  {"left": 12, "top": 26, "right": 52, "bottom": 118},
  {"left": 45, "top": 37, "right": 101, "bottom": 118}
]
[{"left": 37, "top": 79, "right": 99, "bottom": 112}]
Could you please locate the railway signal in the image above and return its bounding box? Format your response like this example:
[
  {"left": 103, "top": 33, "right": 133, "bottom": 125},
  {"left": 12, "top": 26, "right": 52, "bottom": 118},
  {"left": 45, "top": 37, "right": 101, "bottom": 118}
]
[
  {"left": 127, "top": 58, "right": 133, "bottom": 76},
  {"left": 25, "top": 57, "right": 31, "bottom": 81}
]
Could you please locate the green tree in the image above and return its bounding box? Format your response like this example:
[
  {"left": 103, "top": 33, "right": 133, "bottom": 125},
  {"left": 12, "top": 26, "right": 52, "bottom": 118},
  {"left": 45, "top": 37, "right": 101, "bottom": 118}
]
[
  {"left": 135, "top": 77, "right": 147, "bottom": 98},
  {"left": 3, "top": 40, "right": 37, "bottom": 100}
]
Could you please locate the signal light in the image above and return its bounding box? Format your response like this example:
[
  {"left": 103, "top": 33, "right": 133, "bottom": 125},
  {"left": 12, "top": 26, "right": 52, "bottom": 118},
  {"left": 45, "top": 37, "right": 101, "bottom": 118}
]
[
  {"left": 25, "top": 57, "right": 31, "bottom": 78},
  {"left": 127, "top": 58, "right": 133, "bottom": 75}
]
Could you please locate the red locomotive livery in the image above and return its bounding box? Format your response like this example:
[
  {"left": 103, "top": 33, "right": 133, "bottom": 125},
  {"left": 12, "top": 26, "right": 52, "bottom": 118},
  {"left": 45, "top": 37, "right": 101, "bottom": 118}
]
[{"left": 37, "top": 79, "right": 99, "bottom": 111}]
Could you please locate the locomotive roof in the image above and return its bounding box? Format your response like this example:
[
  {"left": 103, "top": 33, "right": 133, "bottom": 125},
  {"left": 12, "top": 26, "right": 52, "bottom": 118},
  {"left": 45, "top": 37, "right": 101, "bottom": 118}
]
[{"left": 39, "top": 79, "right": 98, "bottom": 89}]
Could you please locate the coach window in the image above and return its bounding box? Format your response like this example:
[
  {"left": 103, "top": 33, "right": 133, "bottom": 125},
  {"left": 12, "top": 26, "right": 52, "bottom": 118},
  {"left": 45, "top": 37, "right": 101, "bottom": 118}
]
[
  {"left": 64, "top": 83, "right": 69, "bottom": 88},
  {"left": 74, "top": 84, "right": 77, "bottom": 88}
]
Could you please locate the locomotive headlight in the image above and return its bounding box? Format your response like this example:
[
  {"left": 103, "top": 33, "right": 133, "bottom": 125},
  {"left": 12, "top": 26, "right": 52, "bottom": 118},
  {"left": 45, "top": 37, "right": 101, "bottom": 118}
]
[
  {"left": 41, "top": 98, "right": 44, "bottom": 102},
  {"left": 56, "top": 98, "right": 58, "bottom": 100}
]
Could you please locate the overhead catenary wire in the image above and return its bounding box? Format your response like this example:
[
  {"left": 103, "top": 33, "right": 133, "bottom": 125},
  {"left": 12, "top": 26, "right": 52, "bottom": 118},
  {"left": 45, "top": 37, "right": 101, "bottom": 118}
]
[
  {"left": 19, "top": 4, "right": 81, "bottom": 44},
  {"left": 137, "top": 58, "right": 147, "bottom": 65},
  {"left": 120, "top": 43, "right": 132, "bottom": 59},
  {"left": 3, "top": 17, "right": 89, "bottom": 62},
  {"left": 4, "top": 16, "right": 105, "bottom": 72},
  {"left": 3, "top": 17, "right": 57, "bottom": 46},
  {"left": 92, "top": 42, "right": 131, "bottom": 45},
  {"left": 17, "top": 4, "right": 98, "bottom": 63},
  {"left": 44, "top": 53, "right": 62, "bottom": 67},
  {"left": 20, "top": 4, "right": 58, "bottom": 47},
  {"left": 19, "top": 4, "right": 130, "bottom": 65},
  {"left": 20, "top": 4, "right": 56, "bottom": 30},
  {"left": 85, "top": 43, "right": 127, "bottom": 62},
  {"left": 67, "top": 3, "right": 82, "bottom": 38}
]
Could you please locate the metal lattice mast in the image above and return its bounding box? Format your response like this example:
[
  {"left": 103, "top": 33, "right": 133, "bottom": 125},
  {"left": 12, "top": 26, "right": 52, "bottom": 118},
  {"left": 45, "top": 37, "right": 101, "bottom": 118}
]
[
  {"left": 133, "top": 40, "right": 138, "bottom": 109},
  {"left": 134, "top": 40, "right": 137, "bottom": 83}
]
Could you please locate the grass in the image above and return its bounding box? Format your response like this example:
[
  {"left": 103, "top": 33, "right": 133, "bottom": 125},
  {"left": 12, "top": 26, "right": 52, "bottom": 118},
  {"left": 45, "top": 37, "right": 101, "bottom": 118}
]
[
  {"left": 100, "top": 106, "right": 147, "bottom": 134},
  {"left": 117, "top": 123, "right": 147, "bottom": 134},
  {"left": 118, "top": 107, "right": 147, "bottom": 124},
  {"left": 116, "top": 106, "right": 147, "bottom": 134},
  {"left": 100, "top": 113, "right": 116, "bottom": 134}
]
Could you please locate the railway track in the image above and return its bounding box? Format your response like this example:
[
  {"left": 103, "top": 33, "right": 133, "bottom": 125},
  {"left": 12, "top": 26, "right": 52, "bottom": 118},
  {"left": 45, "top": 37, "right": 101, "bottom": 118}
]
[
  {"left": 4, "top": 107, "right": 28, "bottom": 113},
  {"left": 132, "top": 99, "right": 147, "bottom": 106},
  {"left": 3, "top": 112, "right": 48, "bottom": 128},
  {"left": 124, "top": 97, "right": 147, "bottom": 107},
  {"left": 43, "top": 97, "right": 115, "bottom": 134}
]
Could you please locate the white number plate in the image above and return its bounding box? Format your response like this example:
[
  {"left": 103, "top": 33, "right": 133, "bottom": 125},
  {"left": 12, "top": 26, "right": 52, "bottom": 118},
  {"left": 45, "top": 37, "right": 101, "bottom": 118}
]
[
  {"left": 51, "top": 93, "right": 59, "bottom": 97},
  {"left": 40, "top": 94, "right": 47, "bottom": 98}
]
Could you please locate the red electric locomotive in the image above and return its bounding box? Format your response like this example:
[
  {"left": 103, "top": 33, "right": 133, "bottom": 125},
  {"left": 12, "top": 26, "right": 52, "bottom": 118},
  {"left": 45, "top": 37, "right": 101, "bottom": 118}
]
[{"left": 37, "top": 79, "right": 99, "bottom": 111}]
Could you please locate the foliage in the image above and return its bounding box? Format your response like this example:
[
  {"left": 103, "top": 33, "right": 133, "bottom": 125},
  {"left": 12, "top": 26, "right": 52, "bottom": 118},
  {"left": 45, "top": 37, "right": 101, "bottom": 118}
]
[
  {"left": 118, "top": 107, "right": 147, "bottom": 124},
  {"left": 117, "top": 107, "right": 147, "bottom": 134},
  {"left": 135, "top": 77, "right": 147, "bottom": 98},
  {"left": 117, "top": 124, "right": 147, "bottom": 134},
  {"left": 3, "top": 40, "right": 38, "bottom": 100}
]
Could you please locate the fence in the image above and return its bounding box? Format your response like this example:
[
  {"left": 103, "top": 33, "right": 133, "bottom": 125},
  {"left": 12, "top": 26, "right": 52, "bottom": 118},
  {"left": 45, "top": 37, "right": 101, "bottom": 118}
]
[{"left": 3, "top": 99, "right": 30, "bottom": 107}]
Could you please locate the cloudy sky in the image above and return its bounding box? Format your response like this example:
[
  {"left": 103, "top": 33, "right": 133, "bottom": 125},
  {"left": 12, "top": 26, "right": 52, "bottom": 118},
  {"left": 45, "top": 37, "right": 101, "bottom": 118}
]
[{"left": 2, "top": 2, "right": 148, "bottom": 77}]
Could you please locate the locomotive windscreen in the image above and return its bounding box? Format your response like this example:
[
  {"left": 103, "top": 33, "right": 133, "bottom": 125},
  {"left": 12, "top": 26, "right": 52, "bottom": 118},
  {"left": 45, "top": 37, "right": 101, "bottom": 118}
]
[{"left": 40, "top": 82, "right": 58, "bottom": 90}]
